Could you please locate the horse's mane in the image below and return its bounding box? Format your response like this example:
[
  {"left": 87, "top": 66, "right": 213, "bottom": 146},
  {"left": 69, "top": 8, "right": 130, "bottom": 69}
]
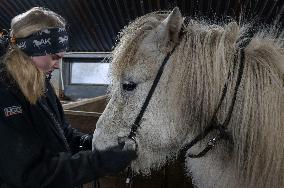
[{"left": 112, "top": 12, "right": 284, "bottom": 187}]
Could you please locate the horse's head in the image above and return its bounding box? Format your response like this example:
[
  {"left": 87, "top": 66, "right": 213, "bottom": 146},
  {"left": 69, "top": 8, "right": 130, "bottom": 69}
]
[
  {"left": 93, "top": 8, "right": 188, "bottom": 173},
  {"left": 93, "top": 7, "right": 284, "bottom": 187}
]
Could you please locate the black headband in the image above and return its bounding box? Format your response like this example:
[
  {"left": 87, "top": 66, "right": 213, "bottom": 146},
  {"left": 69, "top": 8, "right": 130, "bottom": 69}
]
[{"left": 15, "top": 27, "right": 69, "bottom": 56}]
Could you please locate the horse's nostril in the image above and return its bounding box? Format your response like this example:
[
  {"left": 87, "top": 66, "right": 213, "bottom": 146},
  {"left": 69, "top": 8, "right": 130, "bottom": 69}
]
[{"left": 122, "top": 81, "right": 137, "bottom": 91}]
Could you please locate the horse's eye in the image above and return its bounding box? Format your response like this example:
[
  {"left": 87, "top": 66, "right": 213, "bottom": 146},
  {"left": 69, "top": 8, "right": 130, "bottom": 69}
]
[{"left": 122, "top": 81, "right": 137, "bottom": 91}]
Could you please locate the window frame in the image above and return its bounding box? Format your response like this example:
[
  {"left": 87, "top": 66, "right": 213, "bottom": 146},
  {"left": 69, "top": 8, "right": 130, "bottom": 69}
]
[{"left": 61, "top": 52, "right": 111, "bottom": 99}]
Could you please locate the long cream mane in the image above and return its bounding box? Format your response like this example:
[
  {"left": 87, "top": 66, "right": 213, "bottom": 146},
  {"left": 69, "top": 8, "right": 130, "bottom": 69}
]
[{"left": 98, "top": 9, "right": 284, "bottom": 188}]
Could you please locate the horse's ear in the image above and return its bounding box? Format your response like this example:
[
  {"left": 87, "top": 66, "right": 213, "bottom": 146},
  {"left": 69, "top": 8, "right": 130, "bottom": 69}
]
[{"left": 159, "top": 7, "right": 183, "bottom": 44}]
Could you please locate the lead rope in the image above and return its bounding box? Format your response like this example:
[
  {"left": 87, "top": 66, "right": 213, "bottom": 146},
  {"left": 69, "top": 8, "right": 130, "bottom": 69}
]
[{"left": 125, "top": 167, "right": 134, "bottom": 188}]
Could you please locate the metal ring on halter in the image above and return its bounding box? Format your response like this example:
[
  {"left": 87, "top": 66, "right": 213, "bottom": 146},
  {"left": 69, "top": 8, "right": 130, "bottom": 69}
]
[
  {"left": 129, "top": 123, "right": 139, "bottom": 136},
  {"left": 128, "top": 135, "right": 138, "bottom": 151}
]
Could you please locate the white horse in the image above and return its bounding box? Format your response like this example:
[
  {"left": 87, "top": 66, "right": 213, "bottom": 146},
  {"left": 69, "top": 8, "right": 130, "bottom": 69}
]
[{"left": 93, "top": 7, "right": 284, "bottom": 188}]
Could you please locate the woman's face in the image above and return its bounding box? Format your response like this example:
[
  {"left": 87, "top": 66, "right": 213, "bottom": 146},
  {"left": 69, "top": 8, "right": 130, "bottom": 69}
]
[{"left": 31, "top": 52, "right": 65, "bottom": 73}]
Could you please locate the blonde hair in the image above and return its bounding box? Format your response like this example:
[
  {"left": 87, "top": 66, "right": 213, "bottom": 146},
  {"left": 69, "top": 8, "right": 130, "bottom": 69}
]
[{"left": 3, "top": 7, "right": 66, "bottom": 104}]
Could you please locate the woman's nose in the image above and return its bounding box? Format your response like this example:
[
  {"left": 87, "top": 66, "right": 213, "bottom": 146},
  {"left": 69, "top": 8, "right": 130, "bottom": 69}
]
[
  {"left": 53, "top": 61, "right": 60, "bottom": 69},
  {"left": 51, "top": 53, "right": 64, "bottom": 60}
]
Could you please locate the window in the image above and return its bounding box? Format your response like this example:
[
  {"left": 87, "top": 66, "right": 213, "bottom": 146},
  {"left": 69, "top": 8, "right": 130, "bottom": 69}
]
[
  {"left": 61, "top": 52, "right": 111, "bottom": 99},
  {"left": 70, "top": 60, "right": 110, "bottom": 85}
]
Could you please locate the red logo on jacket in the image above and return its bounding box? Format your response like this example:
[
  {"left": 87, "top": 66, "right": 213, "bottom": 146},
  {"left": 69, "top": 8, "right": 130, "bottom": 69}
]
[{"left": 4, "top": 106, "right": 23, "bottom": 117}]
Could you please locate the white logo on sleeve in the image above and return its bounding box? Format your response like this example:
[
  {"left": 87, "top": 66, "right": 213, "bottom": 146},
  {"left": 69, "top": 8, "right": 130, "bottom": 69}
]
[{"left": 4, "top": 106, "right": 23, "bottom": 117}]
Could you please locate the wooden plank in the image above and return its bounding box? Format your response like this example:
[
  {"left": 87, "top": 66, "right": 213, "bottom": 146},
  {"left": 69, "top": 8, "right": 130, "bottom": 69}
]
[
  {"left": 63, "top": 95, "right": 108, "bottom": 110},
  {"left": 64, "top": 110, "right": 102, "bottom": 117}
]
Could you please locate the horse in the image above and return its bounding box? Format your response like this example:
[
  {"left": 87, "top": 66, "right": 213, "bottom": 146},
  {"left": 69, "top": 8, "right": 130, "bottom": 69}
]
[{"left": 92, "top": 7, "right": 284, "bottom": 188}]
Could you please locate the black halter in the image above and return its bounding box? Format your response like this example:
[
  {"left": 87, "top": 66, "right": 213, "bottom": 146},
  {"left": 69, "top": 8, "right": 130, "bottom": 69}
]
[
  {"left": 127, "top": 45, "right": 178, "bottom": 140},
  {"left": 127, "top": 36, "right": 249, "bottom": 159},
  {"left": 124, "top": 33, "right": 251, "bottom": 188},
  {"left": 179, "top": 49, "right": 245, "bottom": 158}
]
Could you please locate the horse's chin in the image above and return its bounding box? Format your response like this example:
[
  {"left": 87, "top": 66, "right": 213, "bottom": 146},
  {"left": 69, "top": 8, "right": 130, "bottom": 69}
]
[{"left": 130, "top": 149, "right": 178, "bottom": 175}]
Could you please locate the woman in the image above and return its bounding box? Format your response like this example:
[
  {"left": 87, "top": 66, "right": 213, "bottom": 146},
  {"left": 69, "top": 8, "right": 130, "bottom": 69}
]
[{"left": 0, "top": 7, "right": 136, "bottom": 188}]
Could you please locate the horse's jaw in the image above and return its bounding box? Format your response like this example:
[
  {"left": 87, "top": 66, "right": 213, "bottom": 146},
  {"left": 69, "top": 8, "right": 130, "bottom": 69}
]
[
  {"left": 181, "top": 138, "right": 242, "bottom": 188},
  {"left": 129, "top": 145, "right": 180, "bottom": 175},
  {"left": 93, "top": 129, "right": 177, "bottom": 175}
]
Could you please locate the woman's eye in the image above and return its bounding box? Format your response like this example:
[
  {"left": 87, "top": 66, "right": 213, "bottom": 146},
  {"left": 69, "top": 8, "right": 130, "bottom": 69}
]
[{"left": 122, "top": 81, "right": 137, "bottom": 91}]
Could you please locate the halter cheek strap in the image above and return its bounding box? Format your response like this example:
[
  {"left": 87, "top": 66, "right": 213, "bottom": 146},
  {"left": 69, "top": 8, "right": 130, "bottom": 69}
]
[{"left": 128, "top": 45, "right": 178, "bottom": 139}]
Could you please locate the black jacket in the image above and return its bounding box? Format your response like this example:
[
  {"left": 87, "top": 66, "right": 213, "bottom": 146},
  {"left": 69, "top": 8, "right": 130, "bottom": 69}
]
[{"left": 0, "top": 70, "right": 97, "bottom": 187}]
